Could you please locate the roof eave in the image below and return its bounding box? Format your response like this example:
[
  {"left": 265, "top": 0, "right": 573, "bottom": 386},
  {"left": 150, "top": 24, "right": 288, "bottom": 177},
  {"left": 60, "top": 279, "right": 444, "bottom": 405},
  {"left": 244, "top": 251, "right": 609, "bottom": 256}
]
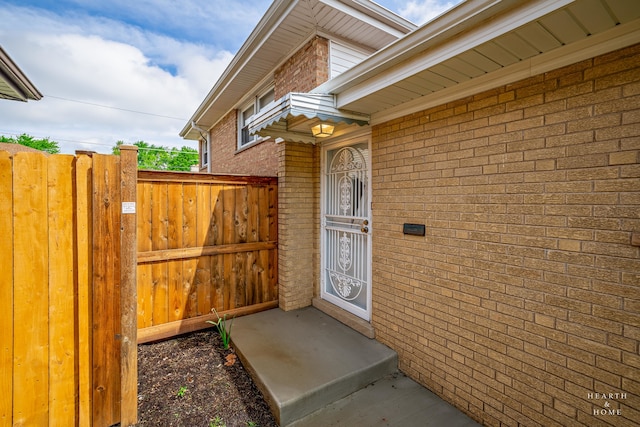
[
  {"left": 180, "top": 0, "right": 416, "bottom": 141},
  {"left": 0, "top": 46, "right": 43, "bottom": 102},
  {"left": 180, "top": 0, "right": 297, "bottom": 139}
]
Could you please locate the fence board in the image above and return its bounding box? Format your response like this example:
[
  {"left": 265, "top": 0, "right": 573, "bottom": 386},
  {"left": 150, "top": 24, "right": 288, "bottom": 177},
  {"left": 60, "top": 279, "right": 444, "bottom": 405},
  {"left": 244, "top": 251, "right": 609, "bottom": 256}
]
[
  {"left": 119, "top": 145, "right": 139, "bottom": 426},
  {"left": 47, "top": 155, "right": 76, "bottom": 425},
  {"left": 137, "top": 181, "right": 153, "bottom": 328},
  {"left": 12, "top": 153, "right": 49, "bottom": 426},
  {"left": 92, "top": 154, "right": 121, "bottom": 427},
  {"left": 196, "top": 184, "right": 212, "bottom": 315},
  {"left": 182, "top": 183, "right": 198, "bottom": 318},
  {"left": 75, "top": 154, "right": 93, "bottom": 427},
  {"left": 0, "top": 152, "right": 13, "bottom": 427},
  {"left": 151, "top": 182, "right": 168, "bottom": 325},
  {"left": 168, "top": 183, "right": 184, "bottom": 321}
]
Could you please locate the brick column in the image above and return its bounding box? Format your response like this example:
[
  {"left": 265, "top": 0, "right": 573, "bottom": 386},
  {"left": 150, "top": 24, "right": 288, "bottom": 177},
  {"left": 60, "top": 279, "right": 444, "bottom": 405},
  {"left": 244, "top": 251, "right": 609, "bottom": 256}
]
[{"left": 277, "top": 141, "right": 320, "bottom": 310}]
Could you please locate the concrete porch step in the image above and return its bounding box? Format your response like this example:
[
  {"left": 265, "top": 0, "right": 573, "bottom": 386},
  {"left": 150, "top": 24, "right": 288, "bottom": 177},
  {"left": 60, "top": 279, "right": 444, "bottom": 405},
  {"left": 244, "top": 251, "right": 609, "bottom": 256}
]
[
  {"left": 289, "top": 372, "right": 482, "bottom": 427},
  {"left": 231, "top": 307, "right": 398, "bottom": 426}
]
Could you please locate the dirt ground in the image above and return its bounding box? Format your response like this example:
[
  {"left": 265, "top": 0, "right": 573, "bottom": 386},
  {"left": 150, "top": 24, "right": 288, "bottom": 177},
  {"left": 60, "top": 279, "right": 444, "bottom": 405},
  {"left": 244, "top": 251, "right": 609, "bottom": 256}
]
[{"left": 136, "top": 329, "right": 278, "bottom": 427}]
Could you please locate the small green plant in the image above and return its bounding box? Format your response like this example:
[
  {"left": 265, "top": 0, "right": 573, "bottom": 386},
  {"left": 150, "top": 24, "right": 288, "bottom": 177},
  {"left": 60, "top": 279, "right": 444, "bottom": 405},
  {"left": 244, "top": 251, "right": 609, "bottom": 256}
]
[
  {"left": 176, "top": 386, "right": 187, "bottom": 397},
  {"left": 206, "top": 308, "right": 234, "bottom": 349},
  {"left": 209, "top": 416, "right": 226, "bottom": 427},
  {"left": 246, "top": 422, "right": 258, "bottom": 427}
]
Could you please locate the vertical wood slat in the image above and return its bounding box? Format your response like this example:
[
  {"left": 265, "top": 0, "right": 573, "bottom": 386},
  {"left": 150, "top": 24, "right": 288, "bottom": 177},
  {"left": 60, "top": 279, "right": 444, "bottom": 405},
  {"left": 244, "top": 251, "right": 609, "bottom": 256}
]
[
  {"left": 12, "top": 153, "right": 49, "bottom": 426},
  {"left": 137, "top": 181, "right": 153, "bottom": 328},
  {"left": 223, "top": 186, "right": 235, "bottom": 310},
  {"left": 0, "top": 152, "right": 13, "bottom": 427},
  {"left": 196, "top": 184, "right": 212, "bottom": 315},
  {"left": 168, "top": 183, "right": 184, "bottom": 321},
  {"left": 119, "top": 146, "right": 138, "bottom": 426},
  {"left": 76, "top": 154, "right": 93, "bottom": 427},
  {"left": 151, "top": 182, "right": 169, "bottom": 325},
  {"left": 48, "top": 155, "right": 76, "bottom": 426},
  {"left": 182, "top": 183, "right": 198, "bottom": 318},
  {"left": 92, "top": 154, "right": 121, "bottom": 427},
  {"left": 211, "top": 185, "right": 224, "bottom": 311}
]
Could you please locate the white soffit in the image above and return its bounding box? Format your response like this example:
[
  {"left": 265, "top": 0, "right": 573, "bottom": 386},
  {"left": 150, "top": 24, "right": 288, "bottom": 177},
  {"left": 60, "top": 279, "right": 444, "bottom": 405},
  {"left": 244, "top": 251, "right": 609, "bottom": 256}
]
[{"left": 316, "top": 0, "right": 640, "bottom": 120}]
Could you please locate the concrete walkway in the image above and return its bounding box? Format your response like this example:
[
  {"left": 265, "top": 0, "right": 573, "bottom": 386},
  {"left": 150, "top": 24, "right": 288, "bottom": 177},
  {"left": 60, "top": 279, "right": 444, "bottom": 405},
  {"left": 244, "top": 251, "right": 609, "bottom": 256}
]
[{"left": 231, "top": 307, "right": 481, "bottom": 427}]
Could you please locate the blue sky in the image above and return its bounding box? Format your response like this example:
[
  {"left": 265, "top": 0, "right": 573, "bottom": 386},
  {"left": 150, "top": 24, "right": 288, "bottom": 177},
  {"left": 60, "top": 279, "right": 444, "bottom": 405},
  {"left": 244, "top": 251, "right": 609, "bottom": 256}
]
[{"left": 0, "top": 0, "right": 461, "bottom": 154}]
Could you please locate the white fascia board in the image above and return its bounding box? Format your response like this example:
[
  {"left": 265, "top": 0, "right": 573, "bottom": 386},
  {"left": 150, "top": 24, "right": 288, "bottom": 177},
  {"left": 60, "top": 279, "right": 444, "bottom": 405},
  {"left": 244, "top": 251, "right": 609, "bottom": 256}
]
[
  {"left": 332, "top": 0, "right": 575, "bottom": 109},
  {"left": 319, "top": 0, "right": 410, "bottom": 38},
  {"left": 343, "top": 0, "right": 417, "bottom": 32},
  {"left": 370, "top": 20, "right": 640, "bottom": 126}
]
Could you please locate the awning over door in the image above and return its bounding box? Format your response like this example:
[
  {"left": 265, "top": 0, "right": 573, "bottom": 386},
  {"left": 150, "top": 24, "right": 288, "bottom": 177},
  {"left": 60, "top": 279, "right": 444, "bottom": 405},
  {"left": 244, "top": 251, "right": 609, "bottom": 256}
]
[{"left": 249, "top": 93, "right": 369, "bottom": 144}]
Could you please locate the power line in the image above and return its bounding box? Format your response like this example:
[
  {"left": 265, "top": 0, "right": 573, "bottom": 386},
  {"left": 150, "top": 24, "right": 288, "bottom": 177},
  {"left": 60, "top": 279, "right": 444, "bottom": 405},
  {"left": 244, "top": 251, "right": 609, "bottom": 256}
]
[{"left": 44, "top": 94, "right": 189, "bottom": 121}]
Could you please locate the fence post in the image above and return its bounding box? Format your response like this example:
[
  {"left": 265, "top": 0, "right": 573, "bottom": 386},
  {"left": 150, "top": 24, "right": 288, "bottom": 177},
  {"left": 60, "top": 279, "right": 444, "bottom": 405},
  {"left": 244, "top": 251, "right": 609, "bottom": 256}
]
[{"left": 119, "top": 146, "right": 138, "bottom": 426}]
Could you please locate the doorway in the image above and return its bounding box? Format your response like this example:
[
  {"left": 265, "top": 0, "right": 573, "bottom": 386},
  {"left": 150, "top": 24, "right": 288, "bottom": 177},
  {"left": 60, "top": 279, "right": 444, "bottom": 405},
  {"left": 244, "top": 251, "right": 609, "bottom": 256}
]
[{"left": 321, "top": 138, "right": 371, "bottom": 320}]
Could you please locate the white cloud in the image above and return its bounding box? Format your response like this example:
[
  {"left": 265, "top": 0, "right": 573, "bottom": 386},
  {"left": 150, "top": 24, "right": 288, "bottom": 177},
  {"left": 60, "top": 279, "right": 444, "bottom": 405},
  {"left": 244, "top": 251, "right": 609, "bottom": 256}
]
[
  {"left": 0, "top": 4, "right": 234, "bottom": 154},
  {"left": 398, "top": 0, "right": 461, "bottom": 25}
]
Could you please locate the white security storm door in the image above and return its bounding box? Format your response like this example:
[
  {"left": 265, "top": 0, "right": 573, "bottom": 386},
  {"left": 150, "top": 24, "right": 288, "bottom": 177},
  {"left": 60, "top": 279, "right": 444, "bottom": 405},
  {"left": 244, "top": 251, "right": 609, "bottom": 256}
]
[{"left": 321, "top": 140, "right": 371, "bottom": 320}]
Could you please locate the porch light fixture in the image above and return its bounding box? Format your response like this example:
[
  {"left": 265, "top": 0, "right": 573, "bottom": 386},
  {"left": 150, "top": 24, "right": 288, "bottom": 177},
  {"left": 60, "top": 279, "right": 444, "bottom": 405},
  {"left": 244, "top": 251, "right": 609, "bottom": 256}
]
[{"left": 311, "top": 123, "right": 334, "bottom": 137}]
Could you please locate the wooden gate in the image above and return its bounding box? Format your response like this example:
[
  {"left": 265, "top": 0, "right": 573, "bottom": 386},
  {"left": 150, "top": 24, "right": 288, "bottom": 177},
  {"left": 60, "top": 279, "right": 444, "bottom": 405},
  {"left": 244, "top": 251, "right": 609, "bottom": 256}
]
[{"left": 0, "top": 147, "right": 138, "bottom": 427}]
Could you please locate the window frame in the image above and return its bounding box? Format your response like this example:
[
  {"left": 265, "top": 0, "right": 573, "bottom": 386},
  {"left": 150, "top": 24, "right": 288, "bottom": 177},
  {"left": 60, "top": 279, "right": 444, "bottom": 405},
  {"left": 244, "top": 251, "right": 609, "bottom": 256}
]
[
  {"left": 200, "top": 138, "right": 209, "bottom": 168},
  {"left": 237, "top": 86, "right": 275, "bottom": 149}
]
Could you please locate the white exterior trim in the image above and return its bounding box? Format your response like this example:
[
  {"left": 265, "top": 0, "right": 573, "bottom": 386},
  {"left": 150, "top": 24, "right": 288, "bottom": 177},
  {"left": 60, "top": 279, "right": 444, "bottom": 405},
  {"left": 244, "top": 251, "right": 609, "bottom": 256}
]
[
  {"left": 328, "top": 0, "right": 574, "bottom": 108},
  {"left": 370, "top": 20, "right": 640, "bottom": 126}
]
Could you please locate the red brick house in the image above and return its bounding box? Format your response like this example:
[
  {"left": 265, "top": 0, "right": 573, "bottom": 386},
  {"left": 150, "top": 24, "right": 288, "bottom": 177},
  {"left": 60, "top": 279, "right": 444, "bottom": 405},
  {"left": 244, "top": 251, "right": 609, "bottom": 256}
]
[{"left": 182, "top": 0, "right": 640, "bottom": 425}]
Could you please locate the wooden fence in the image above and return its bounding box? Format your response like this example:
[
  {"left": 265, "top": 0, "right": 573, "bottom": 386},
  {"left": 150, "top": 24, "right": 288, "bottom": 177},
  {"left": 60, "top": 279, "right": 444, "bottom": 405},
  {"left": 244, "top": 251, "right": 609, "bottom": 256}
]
[
  {"left": 1, "top": 148, "right": 278, "bottom": 426},
  {"left": 136, "top": 171, "right": 279, "bottom": 343},
  {"left": 0, "top": 148, "right": 138, "bottom": 427}
]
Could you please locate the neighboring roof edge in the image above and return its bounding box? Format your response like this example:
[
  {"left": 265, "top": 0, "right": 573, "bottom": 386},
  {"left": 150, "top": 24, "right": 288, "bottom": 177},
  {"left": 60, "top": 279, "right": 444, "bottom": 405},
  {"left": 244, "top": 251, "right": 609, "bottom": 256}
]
[
  {"left": 180, "top": 0, "right": 415, "bottom": 140},
  {"left": 0, "top": 46, "right": 43, "bottom": 102},
  {"left": 0, "top": 142, "right": 50, "bottom": 155}
]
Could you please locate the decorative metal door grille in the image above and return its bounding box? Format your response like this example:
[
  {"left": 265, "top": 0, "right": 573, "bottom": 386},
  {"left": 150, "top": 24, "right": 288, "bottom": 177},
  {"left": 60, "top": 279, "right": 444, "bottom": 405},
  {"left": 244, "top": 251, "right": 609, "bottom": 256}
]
[{"left": 323, "top": 143, "right": 370, "bottom": 318}]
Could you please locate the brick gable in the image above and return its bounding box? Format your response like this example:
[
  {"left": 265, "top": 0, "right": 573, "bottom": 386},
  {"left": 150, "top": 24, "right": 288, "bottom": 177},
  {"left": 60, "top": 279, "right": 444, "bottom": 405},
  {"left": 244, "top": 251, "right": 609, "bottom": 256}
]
[{"left": 274, "top": 36, "right": 329, "bottom": 98}]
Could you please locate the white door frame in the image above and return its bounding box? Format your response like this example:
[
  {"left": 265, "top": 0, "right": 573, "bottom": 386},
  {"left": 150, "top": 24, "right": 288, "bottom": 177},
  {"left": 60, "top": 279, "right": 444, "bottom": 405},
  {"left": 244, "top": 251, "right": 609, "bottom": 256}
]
[{"left": 320, "top": 133, "right": 372, "bottom": 321}]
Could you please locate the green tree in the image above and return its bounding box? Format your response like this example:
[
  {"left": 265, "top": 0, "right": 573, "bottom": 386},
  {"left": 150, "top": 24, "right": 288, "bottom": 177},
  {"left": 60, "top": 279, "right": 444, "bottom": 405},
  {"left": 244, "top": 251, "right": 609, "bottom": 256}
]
[
  {"left": 167, "top": 146, "right": 199, "bottom": 171},
  {"left": 113, "top": 141, "right": 198, "bottom": 171},
  {"left": 0, "top": 133, "right": 60, "bottom": 154}
]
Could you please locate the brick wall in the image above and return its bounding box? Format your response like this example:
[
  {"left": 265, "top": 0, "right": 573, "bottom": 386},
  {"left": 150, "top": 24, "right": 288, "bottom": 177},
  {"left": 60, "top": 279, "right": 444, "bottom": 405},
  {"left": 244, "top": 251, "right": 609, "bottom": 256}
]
[
  {"left": 204, "top": 36, "right": 330, "bottom": 176},
  {"left": 371, "top": 44, "right": 640, "bottom": 427},
  {"left": 205, "top": 111, "right": 278, "bottom": 176},
  {"left": 277, "top": 141, "right": 320, "bottom": 310},
  {"left": 274, "top": 36, "right": 329, "bottom": 98}
]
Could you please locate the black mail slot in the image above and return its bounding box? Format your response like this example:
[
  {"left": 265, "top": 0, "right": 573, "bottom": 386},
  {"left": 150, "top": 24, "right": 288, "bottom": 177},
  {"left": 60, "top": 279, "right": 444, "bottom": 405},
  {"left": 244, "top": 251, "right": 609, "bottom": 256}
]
[{"left": 403, "top": 223, "right": 425, "bottom": 236}]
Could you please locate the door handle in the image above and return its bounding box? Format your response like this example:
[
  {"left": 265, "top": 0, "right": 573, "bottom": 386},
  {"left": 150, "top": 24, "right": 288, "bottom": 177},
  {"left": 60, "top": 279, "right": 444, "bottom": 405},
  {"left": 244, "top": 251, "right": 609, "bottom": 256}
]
[{"left": 361, "top": 226, "right": 369, "bottom": 233}]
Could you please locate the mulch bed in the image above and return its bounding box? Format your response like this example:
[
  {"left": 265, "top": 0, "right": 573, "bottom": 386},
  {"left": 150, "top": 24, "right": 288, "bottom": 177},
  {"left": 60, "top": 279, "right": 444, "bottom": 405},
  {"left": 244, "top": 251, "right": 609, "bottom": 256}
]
[{"left": 136, "top": 330, "right": 278, "bottom": 427}]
